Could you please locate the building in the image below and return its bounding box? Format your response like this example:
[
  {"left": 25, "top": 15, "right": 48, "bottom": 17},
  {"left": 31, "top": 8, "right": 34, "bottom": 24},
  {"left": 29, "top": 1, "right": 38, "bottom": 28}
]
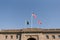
[{"left": 0, "top": 28, "right": 60, "bottom": 40}]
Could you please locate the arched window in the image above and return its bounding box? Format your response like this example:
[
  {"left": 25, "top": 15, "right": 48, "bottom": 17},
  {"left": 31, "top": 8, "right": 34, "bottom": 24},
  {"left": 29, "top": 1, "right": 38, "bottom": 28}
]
[
  {"left": 27, "top": 38, "right": 36, "bottom": 40},
  {"left": 58, "top": 35, "right": 60, "bottom": 38},
  {"left": 5, "top": 35, "right": 8, "bottom": 39},
  {"left": 16, "top": 35, "right": 18, "bottom": 39},
  {"left": 46, "top": 35, "right": 49, "bottom": 39},
  {"left": 11, "top": 35, "right": 13, "bottom": 39},
  {"left": 52, "top": 35, "right": 55, "bottom": 39}
]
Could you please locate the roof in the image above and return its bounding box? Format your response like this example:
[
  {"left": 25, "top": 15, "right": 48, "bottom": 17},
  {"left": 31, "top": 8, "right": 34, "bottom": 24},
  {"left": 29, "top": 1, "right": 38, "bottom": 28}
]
[{"left": 0, "top": 28, "right": 60, "bottom": 33}]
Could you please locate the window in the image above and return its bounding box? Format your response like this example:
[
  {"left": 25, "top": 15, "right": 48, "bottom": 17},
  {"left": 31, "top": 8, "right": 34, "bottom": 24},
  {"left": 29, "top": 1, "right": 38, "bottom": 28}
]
[
  {"left": 46, "top": 35, "right": 49, "bottom": 39},
  {"left": 52, "top": 35, "right": 55, "bottom": 39},
  {"left": 11, "top": 35, "right": 13, "bottom": 39},
  {"left": 58, "top": 35, "right": 60, "bottom": 38},
  {"left": 5, "top": 35, "right": 8, "bottom": 39},
  {"left": 16, "top": 35, "right": 18, "bottom": 39}
]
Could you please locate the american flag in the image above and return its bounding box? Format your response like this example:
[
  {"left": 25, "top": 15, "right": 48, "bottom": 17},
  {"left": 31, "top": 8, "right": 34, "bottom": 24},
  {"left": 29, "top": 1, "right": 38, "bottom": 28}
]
[
  {"left": 37, "top": 20, "right": 42, "bottom": 24},
  {"left": 32, "top": 13, "right": 37, "bottom": 19}
]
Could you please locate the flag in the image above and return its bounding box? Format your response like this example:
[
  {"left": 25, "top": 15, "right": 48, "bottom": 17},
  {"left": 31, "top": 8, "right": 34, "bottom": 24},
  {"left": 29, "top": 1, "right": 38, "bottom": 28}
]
[
  {"left": 37, "top": 20, "right": 42, "bottom": 24},
  {"left": 32, "top": 13, "right": 37, "bottom": 19},
  {"left": 27, "top": 21, "right": 29, "bottom": 25}
]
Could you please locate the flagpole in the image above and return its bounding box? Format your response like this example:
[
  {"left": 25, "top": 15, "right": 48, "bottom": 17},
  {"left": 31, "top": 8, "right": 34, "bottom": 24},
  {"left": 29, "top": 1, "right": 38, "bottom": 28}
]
[
  {"left": 31, "top": 12, "right": 37, "bottom": 28},
  {"left": 31, "top": 13, "right": 33, "bottom": 28}
]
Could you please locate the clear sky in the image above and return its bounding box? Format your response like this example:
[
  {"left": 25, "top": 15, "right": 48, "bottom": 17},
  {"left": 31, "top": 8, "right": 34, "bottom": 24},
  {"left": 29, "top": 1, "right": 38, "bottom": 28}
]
[{"left": 0, "top": 0, "right": 60, "bottom": 29}]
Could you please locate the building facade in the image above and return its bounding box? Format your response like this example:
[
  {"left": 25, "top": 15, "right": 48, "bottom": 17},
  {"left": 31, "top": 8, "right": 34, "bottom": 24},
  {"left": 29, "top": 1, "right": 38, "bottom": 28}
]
[{"left": 0, "top": 28, "right": 60, "bottom": 40}]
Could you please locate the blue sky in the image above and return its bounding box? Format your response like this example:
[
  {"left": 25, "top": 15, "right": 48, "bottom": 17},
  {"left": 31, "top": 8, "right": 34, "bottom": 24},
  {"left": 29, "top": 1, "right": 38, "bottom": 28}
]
[{"left": 0, "top": 0, "right": 60, "bottom": 29}]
